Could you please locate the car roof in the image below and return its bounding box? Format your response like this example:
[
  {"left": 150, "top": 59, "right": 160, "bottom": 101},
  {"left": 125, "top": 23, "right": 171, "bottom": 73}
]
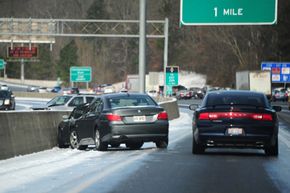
[
  {"left": 101, "top": 92, "right": 150, "bottom": 99},
  {"left": 207, "top": 90, "right": 265, "bottom": 97}
]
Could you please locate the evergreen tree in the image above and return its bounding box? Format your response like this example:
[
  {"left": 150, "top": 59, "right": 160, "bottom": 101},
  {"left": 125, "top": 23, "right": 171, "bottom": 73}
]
[{"left": 57, "top": 40, "right": 78, "bottom": 85}]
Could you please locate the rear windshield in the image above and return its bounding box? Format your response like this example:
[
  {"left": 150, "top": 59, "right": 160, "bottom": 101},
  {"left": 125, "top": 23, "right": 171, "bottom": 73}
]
[
  {"left": 107, "top": 95, "right": 157, "bottom": 109},
  {"left": 205, "top": 93, "right": 267, "bottom": 107}
]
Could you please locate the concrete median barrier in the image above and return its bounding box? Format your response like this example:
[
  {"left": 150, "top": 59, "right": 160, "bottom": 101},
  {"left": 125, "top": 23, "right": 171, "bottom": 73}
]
[{"left": 0, "top": 98, "right": 179, "bottom": 160}]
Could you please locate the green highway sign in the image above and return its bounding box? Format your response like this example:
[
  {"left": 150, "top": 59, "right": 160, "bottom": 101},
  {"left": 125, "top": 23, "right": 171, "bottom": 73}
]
[
  {"left": 0, "top": 59, "right": 5, "bottom": 69},
  {"left": 166, "top": 66, "right": 179, "bottom": 86},
  {"left": 180, "top": 0, "right": 277, "bottom": 25},
  {"left": 70, "top": 66, "right": 92, "bottom": 82}
]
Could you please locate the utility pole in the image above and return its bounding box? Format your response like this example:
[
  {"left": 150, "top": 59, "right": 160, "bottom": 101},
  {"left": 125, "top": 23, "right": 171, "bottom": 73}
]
[{"left": 139, "top": 0, "right": 146, "bottom": 93}]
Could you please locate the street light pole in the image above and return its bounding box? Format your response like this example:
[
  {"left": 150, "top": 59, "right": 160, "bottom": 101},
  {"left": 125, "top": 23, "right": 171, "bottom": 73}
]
[{"left": 139, "top": 0, "right": 146, "bottom": 93}]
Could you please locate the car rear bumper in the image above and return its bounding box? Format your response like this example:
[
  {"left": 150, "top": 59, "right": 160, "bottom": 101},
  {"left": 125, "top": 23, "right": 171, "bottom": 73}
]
[
  {"left": 102, "top": 122, "right": 169, "bottom": 143},
  {"left": 194, "top": 128, "right": 277, "bottom": 148}
]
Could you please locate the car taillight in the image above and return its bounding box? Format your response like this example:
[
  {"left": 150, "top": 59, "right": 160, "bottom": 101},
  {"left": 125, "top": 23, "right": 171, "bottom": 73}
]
[
  {"left": 251, "top": 114, "right": 273, "bottom": 121},
  {"left": 198, "top": 112, "right": 273, "bottom": 121},
  {"left": 106, "top": 114, "right": 122, "bottom": 121},
  {"left": 157, "top": 111, "right": 168, "bottom": 120}
]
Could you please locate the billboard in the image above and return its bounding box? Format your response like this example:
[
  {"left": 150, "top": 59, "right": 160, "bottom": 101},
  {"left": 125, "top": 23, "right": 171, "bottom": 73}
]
[
  {"left": 7, "top": 47, "right": 38, "bottom": 58},
  {"left": 261, "top": 62, "right": 290, "bottom": 83}
]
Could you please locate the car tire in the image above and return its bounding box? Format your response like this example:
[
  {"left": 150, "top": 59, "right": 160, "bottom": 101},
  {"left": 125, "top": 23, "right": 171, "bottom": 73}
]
[
  {"left": 69, "top": 130, "right": 87, "bottom": 150},
  {"left": 265, "top": 137, "right": 279, "bottom": 156},
  {"left": 155, "top": 137, "right": 168, "bottom": 148},
  {"left": 57, "top": 129, "right": 69, "bottom": 148},
  {"left": 95, "top": 129, "right": 108, "bottom": 151},
  {"left": 126, "top": 141, "right": 144, "bottom": 150},
  {"left": 192, "top": 135, "right": 205, "bottom": 154}
]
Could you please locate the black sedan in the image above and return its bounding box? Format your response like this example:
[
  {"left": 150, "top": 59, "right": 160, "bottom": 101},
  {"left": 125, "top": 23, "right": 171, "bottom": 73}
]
[
  {"left": 189, "top": 90, "right": 281, "bottom": 156},
  {"left": 58, "top": 93, "right": 169, "bottom": 151},
  {"left": 0, "top": 90, "right": 15, "bottom": 110}
]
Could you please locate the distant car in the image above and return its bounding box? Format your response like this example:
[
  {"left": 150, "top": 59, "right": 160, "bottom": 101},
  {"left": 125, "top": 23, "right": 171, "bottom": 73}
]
[
  {"left": 189, "top": 87, "right": 205, "bottom": 99},
  {"left": 189, "top": 90, "right": 281, "bottom": 156},
  {"left": 57, "top": 93, "right": 169, "bottom": 151},
  {"left": 0, "top": 84, "right": 9, "bottom": 90},
  {"left": 272, "top": 89, "right": 288, "bottom": 102},
  {"left": 0, "top": 90, "right": 15, "bottom": 110},
  {"left": 51, "top": 86, "right": 62, "bottom": 93},
  {"left": 176, "top": 89, "right": 192, "bottom": 100},
  {"left": 31, "top": 94, "right": 96, "bottom": 111},
  {"left": 147, "top": 90, "right": 158, "bottom": 97},
  {"left": 38, "top": 87, "right": 48, "bottom": 93},
  {"left": 61, "top": 87, "right": 79, "bottom": 95},
  {"left": 27, "top": 86, "right": 39, "bottom": 92}
]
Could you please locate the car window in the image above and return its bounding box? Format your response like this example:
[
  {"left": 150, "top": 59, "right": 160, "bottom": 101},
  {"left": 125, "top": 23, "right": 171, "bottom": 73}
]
[
  {"left": 206, "top": 93, "right": 266, "bottom": 107},
  {"left": 89, "top": 98, "right": 103, "bottom": 113},
  {"left": 86, "top": 97, "right": 95, "bottom": 104},
  {"left": 108, "top": 95, "right": 157, "bottom": 109},
  {"left": 68, "top": 97, "right": 84, "bottom": 107}
]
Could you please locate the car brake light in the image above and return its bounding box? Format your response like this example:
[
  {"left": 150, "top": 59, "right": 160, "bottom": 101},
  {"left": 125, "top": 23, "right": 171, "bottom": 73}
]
[
  {"left": 198, "top": 112, "right": 273, "bottom": 121},
  {"left": 157, "top": 111, "right": 168, "bottom": 120},
  {"left": 106, "top": 114, "right": 122, "bottom": 121}
]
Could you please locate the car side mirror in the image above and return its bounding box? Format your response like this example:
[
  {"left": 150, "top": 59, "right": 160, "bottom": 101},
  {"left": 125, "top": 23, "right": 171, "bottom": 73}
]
[
  {"left": 62, "top": 115, "right": 69, "bottom": 120},
  {"left": 272, "top": 106, "right": 282, "bottom": 112},
  {"left": 189, "top": 104, "right": 199, "bottom": 111}
]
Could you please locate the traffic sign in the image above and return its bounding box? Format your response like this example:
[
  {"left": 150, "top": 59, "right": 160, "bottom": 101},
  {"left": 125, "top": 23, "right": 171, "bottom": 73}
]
[
  {"left": 70, "top": 66, "right": 92, "bottom": 82},
  {"left": 166, "top": 66, "right": 179, "bottom": 86},
  {"left": 0, "top": 59, "right": 5, "bottom": 69},
  {"left": 261, "top": 62, "right": 290, "bottom": 83},
  {"left": 180, "top": 0, "right": 277, "bottom": 25}
]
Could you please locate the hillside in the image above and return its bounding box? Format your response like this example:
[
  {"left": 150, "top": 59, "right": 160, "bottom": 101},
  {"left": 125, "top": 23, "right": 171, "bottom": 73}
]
[{"left": 0, "top": 0, "right": 289, "bottom": 87}]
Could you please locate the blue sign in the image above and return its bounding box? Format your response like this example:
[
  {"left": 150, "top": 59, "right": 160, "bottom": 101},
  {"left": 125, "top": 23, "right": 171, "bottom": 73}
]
[{"left": 261, "top": 62, "right": 290, "bottom": 83}]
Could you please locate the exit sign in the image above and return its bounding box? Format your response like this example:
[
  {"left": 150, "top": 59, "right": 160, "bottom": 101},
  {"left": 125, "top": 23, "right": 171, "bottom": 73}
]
[
  {"left": 70, "top": 66, "right": 92, "bottom": 82},
  {"left": 180, "top": 0, "right": 277, "bottom": 25}
]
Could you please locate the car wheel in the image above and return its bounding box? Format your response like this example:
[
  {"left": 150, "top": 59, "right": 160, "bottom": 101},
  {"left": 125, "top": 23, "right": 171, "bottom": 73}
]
[
  {"left": 95, "top": 129, "right": 108, "bottom": 151},
  {"left": 265, "top": 137, "right": 278, "bottom": 156},
  {"left": 192, "top": 135, "right": 205, "bottom": 154},
  {"left": 126, "top": 141, "right": 144, "bottom": 150},
  {"left": 69, "top": 130, "right": 87, "bottom": 150},
  {"left": 57, "top": 128, "right": 69, "bottom": 148},
  {"left": 155, "top": 137, "right": 168, "bottom": 148}
]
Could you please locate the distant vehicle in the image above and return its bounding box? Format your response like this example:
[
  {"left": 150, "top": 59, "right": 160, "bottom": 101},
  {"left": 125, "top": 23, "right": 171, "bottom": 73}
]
[
  {"left": 236, "top": 70, "right": 272, "bottom": 99},
  {"left": 272, "top": 89, "right": 288, "bottom": 102},
  {"left": 61, "top": 87, "right": 79, "bottom": 95},
  {"left": 57, "top": 93, "right": 169, "bottom": 151},
  {"left": 172, "top": 85, "right": 187, "bottom": 96},
  {"left": 51, "top": 86, "right": 62, "bottom": 93},
  {"left": 0, "top": 90, "right": 15, "bottom": 110},
  {"left": 189, "top": 90, "right": 281, "bottom": 156},
  {"left": 176, "top": 89, "right": 192, "bottom": 100},
  {"left": 0, "top": 84, "right": 9, "bottom": 90},
  {"left": 27, "top": 86, "right": 39, "bottom": 92},
  {"left": 189, "top": 87, "right": 205, "bottom": 99},
  {"left": 31, "top": 94, "right": 95, "bottom": 111},
  {"left": 38, "top": 87, "right": 48, "bottom": 93},
  {"left": 147, "top": 90, "right": 158, "bottom": 97}
]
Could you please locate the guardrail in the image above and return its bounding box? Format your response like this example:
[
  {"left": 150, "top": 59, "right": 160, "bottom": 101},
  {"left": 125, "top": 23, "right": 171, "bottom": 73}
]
[{"left": 0, "top": 97, "right": 179, "bottom": 160}]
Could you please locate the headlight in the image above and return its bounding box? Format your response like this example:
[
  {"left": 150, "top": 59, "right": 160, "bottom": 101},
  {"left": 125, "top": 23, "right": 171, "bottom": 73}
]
[{"left": 4, "top": 99, "right": 10, "bottom": 105}]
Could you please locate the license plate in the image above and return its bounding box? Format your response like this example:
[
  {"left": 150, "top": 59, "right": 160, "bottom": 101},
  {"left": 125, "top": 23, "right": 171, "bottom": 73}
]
[
  {"left": 227, "top": 128, "right": 244, "bottom": 136},
  {"left": 133, "top": 116, "right": 146, "bottom": 122}
]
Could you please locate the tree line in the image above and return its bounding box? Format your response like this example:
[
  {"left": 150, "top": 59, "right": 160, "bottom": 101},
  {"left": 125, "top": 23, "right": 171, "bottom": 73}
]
[{"left": 0, "top": 0, "right": 289, "bottom": 88}]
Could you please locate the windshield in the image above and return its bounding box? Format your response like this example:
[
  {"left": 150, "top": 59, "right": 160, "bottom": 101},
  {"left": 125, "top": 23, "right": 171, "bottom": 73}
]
[
  {"left": 107, "top": 95, "right": 157, "bottom": 109},
  {"left": 47, "top": 96, "right": 73, "bottom": 107}
]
